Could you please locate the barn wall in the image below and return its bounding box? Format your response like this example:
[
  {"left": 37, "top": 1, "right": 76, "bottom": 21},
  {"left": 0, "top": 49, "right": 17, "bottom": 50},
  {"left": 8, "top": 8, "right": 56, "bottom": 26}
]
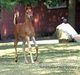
[
  {"left": 33, "top": 2, "right": 67, "bottom": 36},
  {"left": 0, "top": 11, "right": 2, "bottom": 40},
  {"left": 0, "top": 2, "right": 68, "bottom": 39},
  {"left": 1, "top": 5, "right": 24, "bottom": 39},
  {"left": 1, "top": 10, "right": 14, "bottom": 39}
]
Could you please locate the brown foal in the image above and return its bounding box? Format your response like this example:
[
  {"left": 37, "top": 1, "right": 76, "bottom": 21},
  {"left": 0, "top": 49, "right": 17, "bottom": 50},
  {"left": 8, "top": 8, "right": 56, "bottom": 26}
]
[{"left": 14, "top": 8, "right": 38, "bottom": 63}]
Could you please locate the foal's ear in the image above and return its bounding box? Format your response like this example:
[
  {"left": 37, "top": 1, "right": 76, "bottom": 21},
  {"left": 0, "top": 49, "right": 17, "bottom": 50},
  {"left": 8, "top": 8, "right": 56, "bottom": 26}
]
[{"left": 25, "top": 5, "right": 33, "bottom": 10}]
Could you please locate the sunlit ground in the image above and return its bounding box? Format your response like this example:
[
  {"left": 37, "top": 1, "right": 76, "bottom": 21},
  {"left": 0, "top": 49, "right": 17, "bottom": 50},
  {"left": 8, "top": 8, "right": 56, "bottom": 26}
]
[{"left": 0, "top": 41, "right": 80, "bottom": 75}]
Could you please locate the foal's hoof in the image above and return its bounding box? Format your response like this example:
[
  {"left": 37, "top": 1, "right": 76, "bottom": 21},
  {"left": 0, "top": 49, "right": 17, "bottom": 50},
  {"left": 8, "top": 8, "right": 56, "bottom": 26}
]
[
  {"left": 34, "top": 57, "right": 37, "bottom": 61},
  {"left": 34, "top": 58, "right": 37, "bottom": 61},
  {"left": 15, "top": 57, "right": 18, "bottom": 62},
  {"left": 15, "top": 60, "right": 18, "bottom": 62}
]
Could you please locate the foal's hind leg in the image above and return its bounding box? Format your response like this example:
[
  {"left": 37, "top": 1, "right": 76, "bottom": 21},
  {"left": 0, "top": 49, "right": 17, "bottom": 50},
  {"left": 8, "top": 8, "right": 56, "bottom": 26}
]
[
  {"left": 14, "top": 38, "right": 19, "bottom": 62},
  {"left": 22, "top": 41, "right": 28, "bottom": 63},
  {"left": 31, "top": 37, "right": 38, "bottom": 61},
  {"left": 26, "top": 36, "right": 34, "bottom": 63}
]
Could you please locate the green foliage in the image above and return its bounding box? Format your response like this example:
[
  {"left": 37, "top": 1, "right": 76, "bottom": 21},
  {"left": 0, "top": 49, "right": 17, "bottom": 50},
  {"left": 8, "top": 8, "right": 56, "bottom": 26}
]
[
  {"left": 0, "top": 0, "right": 64, "bottom": 11},
  {"left": 0, "top": 0, "right": 17, "bottom": 11},
  {"left": 45, "top": 0, "right": 63, "bottom": 7},
  {"left": 0, "top": 0, "right": 38, "bottom": 11},
  {"left": 17, "top": 0, "right": 38, "bottom": 7}
]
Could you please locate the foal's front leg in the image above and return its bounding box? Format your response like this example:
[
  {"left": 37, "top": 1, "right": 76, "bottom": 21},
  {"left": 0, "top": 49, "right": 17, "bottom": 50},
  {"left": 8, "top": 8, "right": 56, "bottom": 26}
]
[
  {"left": 32, "top": 37, "right": 38, "bottom": 61},
  {"left": 26, "top": 36, "right": 34, "bottom": 63}
]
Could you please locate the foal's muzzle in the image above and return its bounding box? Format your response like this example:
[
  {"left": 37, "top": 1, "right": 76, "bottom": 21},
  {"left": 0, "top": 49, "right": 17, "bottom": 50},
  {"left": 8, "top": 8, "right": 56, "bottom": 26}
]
[{"left": 29, "top": 14, "right": 34, "bottom": 19}]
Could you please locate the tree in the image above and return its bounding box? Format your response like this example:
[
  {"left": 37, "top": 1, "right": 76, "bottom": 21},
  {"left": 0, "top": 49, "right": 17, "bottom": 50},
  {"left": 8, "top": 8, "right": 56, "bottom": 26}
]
[{"left": 68, "top": 0, "right": 76, "bottom": 28}]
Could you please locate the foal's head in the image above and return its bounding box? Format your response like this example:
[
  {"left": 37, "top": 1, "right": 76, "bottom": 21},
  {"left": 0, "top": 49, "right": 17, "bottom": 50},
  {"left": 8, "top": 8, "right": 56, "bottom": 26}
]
[{"left": 25, "top": 5, "right": 33, "bottom": 19}]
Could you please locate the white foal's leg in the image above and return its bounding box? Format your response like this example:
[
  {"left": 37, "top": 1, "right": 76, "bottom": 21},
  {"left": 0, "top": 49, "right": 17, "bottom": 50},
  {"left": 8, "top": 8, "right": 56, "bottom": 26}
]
[
  {"left": 31, "top": 37, "right": 38, "bottom": 61},
  {"left": 31, "top": 37, "right": 38, "bottom": 47},
  {"left": 22, "top": 41, "right": 28, "bottom": 63},
  {"left": 26, "top": 36, "right": 34, "bottom": 63}
]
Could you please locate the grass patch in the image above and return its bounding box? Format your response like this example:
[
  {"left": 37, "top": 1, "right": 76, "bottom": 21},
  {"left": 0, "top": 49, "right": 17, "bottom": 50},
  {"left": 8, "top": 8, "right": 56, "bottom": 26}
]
[{"left": 0, "top": 42, "right": 80, "bottom": 75}]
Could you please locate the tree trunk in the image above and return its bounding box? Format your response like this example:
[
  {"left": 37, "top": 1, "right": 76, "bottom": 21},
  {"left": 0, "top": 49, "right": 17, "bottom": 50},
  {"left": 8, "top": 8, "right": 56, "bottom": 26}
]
[{"left": 68, "top": 0, "right": 76, "bottom": 28}]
